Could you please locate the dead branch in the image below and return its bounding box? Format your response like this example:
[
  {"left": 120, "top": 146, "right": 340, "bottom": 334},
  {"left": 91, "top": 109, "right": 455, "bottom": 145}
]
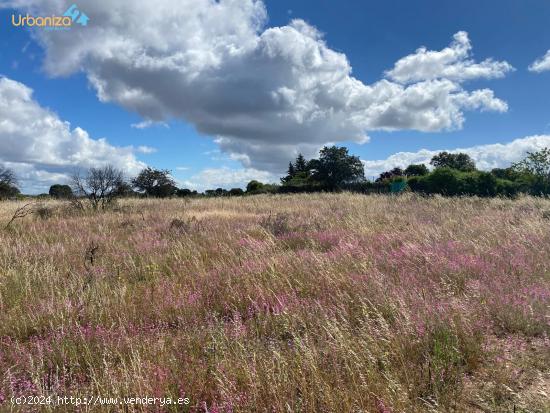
[{"left": 4, "top": 203, "right": 36, "bottom": 230}]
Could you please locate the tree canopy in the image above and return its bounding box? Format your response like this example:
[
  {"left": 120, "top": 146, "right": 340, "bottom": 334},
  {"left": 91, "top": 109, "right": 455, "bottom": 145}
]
[
  {"left": 430, "top": 152, "right": 476, "bottom": 172},
  {"left": 71, "top": 166, "right": 126, "bottom": 210},
  {"left": 132, "top": 167, "right": 177, "bottom": 198},
  {"left": 49, "top": 184, "right": 73, "bottom": 199}
]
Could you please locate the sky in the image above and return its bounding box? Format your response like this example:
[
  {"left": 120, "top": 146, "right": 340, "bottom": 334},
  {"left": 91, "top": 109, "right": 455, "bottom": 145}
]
[{"left": 0, "top": 0, "right": 550, "bottom": 193}]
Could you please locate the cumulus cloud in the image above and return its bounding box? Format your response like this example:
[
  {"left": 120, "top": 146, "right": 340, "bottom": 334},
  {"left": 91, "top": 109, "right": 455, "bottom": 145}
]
[
  {"left": 181, "top": 167, "right": 277, "bottom": 191},
  {"left": 386, "top": 31, "right": 514, "bottom": 84},
  {"left": 528, "top": 50, "right": 550, "bottom": 73},
  {"left": 4, "top": 0, "right": 513, "bottom": 173},
  {"left": 362, "top": 135, "right": 550, "bottom": 178},
  {"left": 0, "top": 76, "right": 145, "bottom": 193}
]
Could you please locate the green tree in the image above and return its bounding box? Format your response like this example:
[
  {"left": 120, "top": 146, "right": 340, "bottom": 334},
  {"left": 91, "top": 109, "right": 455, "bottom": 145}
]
[
  {"left": 404, "top": 164, "right": 429, "bottom": 176},
  {"left": 229, "top": 188, "right": 244, "bottom": 196},
  {"left": 512, "top": 148, "right": 550, "bottom": 195},
  {"left": 176, "top": 188, "right": 196, "bottom": 197},
  {"left": 281, "top": 162, "right": 296, "bottom": 184},
  {"left": 246, "top": 180, "right": 265, "bottom": 193},
  {"left": 424, "top": 168, "right": 462, "bottom": 195},
  {"left": 132, "top": 167, "right": 177, "bottom": 198},
  {"left": 294, "top": 154, "right": 308, "bottom": 173},
  {"left": 376, "top": 167, "right": 404, "bottom": 183},
  {"left": 310, "top": 146, "right": 365, "bottom": 189},
  {"left": 430, "top": 152, "right": 476, "bottom": 172},
  {"left": 49, "top": 184, "right": 73, "bottom": 199},
  {"left": 512, "top": 148, "right": 550, "bottom": 179}
]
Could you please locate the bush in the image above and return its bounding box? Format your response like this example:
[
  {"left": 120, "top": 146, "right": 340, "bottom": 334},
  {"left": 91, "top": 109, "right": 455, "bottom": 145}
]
[
  {"left": 176, "top": 188, "right": 197, "bottom": 197},
  {"left": 229, "top": 188, "right": 244, "bottom": 196}
]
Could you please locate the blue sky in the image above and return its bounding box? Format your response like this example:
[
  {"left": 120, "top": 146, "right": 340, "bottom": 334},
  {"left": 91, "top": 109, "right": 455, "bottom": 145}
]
[{"left": 1, "top": 0, "right": 550, "bottom": 192}]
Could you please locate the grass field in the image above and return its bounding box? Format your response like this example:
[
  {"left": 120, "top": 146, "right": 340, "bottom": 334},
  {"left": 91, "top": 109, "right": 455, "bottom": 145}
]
[{"left": 0, "top": 194, "right": 549, "bottom": 412}]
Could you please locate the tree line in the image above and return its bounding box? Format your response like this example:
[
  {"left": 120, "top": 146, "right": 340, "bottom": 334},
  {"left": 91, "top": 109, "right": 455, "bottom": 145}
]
[
  {"left": 1, "top": 146, "right": 549, "bottom": 203},
  {"left": 276, "top": 146, "right": 550, "bottom": 197}
]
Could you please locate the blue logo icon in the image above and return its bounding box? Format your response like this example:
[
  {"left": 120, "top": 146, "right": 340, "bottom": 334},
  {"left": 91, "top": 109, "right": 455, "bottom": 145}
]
[{"left": 63, "top": 4, "right": 89, "bottom": 26}]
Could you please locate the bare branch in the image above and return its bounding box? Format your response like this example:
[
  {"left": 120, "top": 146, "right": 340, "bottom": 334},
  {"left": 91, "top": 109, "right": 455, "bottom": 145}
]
[{"left": 4, "top": 203, "right": 36, "bottom": 229}]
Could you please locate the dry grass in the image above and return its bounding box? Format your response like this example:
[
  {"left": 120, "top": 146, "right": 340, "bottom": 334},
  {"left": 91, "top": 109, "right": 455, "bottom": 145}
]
[{"left": 0, "top": 194, "right": 549, "bottom": 412}]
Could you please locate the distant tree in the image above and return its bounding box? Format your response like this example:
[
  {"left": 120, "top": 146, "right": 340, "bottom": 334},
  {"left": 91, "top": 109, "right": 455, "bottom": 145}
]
[
  {"left": 71, "top": 166, "right": 126, "bottom": 210},
  {"left": 475, "top": 171, "right": 498, "bottom": 197},
  {"left": 215, "top": 188, "right": 228, "bottom": 196},
  {"left": 0, "top": 166, "right": 17, "bottom": 187},
  {"left": 0, "top": 182, "right": 20, "bottom": 199},
  {"left": 132, "top": 167, "right": 177, "bottom": 198},
  {"left": 404, "top": 164, "right": 429, "bottom": 176},
  {"left": 430, "top": 152, "right": 476, "bottom": 172},
  {"left": 246, "top": 180, "right": 279, "bottom": 194},
  {"left": 49, "top": 184, "right": 73, "bottom": 199},
  {"left": 247, "top": 180, "right": 266, "bottom": 194},
  {"left": 491, "top": 167, "right": 522, "bottom": 181},
  {"left": 176, "top": 188, "right": 196, "bottom": 197},
  {"left": 423, "top": 168, "right": 462, "bottom": 195},
  {"left": 229, "top": 188, "right": 244, "bottom": 196},
  {"left": 113, "top": 181, "right": 136, "bottom": 197},
  {"left": 0, "top": 166, "right": 19, "bottom": 199},
  {"left": 512, "top": 148, "right": 550, "bottom": 195},
  {"left": 294, "top": 154, "right": 308, "bottom": 173},
  {"left": 512, "top": 148, "right": 550, "bottom": 179},
  {"left": 310, "top": 146, "right": 365, "bottom": 189},
  {"left": 287, "top": 162, "right": 295, "bottom": 176},
  {"left": 281, "top": 154, "right": 312, "bottom": 185},
  {"left": 376, "top": 167, "right": 404, "bottom": 182},
  {"left": 281, "top": 162, "right": 296, "bottom": 184}
]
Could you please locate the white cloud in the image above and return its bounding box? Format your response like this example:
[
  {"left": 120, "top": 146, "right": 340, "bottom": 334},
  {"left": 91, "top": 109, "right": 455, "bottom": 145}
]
[
  {"left": 4, "top": 0, "right": 512, "bottom": 173},
  {"left": 0, "top": 76, "right": 145, "bottom": 193},
  {"left": 386, "top": 31, "right": 514, "bottom": 84},
  {"left": 131, "top": 120, "right": 168, "bottom": 129},
  {"left": 175, "top": 166, "right": 191, "bottom": 171},
  {"left": 528, "top": 50, "right": 550, "bottom": 73},
  {"left": 136, "top": 145, "right": 157, "bottom": 154},
  {"left": 362, "top": 135, "right": 550, "bottom": 178},
  {"left": 181, "top": 167, "right": 277, "bottom": 190}
]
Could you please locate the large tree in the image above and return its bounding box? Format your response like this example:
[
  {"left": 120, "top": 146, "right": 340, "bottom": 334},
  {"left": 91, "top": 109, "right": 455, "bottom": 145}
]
[
  {"left": 49, "top": 184, "right": 73, "bottom": 199},
  {"left": 404, "top": 164, "right": 429, "bottom": 176},
  {"left": 71, "top": 166, "right": 126, "bottom": 210},
  {"left": 512, "top": 147, "right": 550, "bottom": 195},
  {"left": 430, "top": 152, "right": 476, "bottom": 172},
  {"left": 512, "top": 148, "right": 550, "bottom": 179},
  {"left": 0, "top": 166, "right": 17, "bottom": 187},
  {"left": 0, "top": 166, "right": 19, "bottom": 199},
  {"left": 294, "top": 154, "right": 308, "bottom": 173},
  {"left": 310, "top": 146, "right": 365, "bottom": 189},
  {"left": 132, "top": 167, "right": 177, "bottom": 198},
  {"left": 281, "top": 154, "right": 313, "bottom": 185}
]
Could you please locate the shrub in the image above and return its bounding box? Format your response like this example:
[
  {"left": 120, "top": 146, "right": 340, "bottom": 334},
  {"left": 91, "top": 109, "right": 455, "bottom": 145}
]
[{"left": 229, "top": 188, "right": 244, "bottom": 196}]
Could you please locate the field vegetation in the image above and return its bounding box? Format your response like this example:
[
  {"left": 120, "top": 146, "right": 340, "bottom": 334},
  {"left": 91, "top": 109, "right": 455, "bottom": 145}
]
[{"left": 0, "top": 194, "right": 549, "bottom": 412}]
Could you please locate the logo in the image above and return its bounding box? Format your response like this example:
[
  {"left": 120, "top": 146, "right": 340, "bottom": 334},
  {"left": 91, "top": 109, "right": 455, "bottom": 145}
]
[
  {"left": 63, "top": 4, "right": 89, "bottom": 26},
  {"left": 11, "top": 4, "right": 89, "bottom": 29}
]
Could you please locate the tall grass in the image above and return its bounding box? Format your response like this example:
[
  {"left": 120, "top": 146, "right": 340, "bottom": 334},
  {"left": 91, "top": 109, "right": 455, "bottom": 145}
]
[{"left": 0, "top": 194, "right": 548, "bottom": 412}]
